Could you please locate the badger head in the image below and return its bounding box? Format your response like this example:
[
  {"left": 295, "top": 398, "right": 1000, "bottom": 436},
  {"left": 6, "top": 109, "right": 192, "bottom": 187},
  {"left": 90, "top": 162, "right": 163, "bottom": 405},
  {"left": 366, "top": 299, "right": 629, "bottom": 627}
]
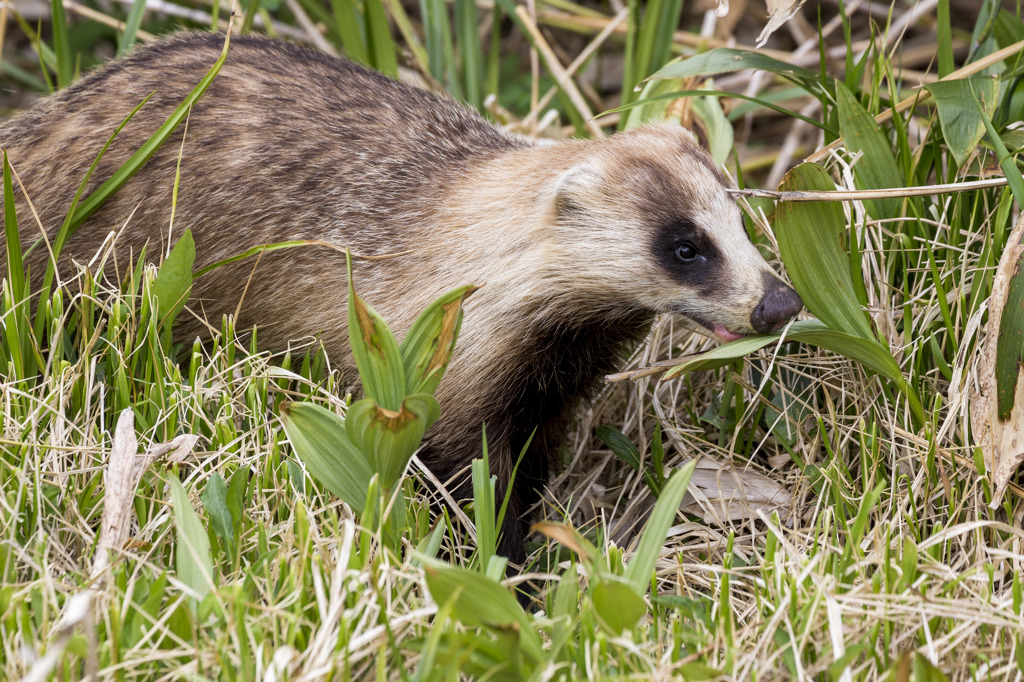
[{"left": 551, "top": 124, "right": 802, "bottom": 341}]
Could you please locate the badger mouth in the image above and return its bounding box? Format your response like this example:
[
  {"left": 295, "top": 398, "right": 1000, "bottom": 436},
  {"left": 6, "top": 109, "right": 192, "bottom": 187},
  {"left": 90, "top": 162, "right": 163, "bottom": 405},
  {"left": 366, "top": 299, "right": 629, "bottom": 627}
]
[{"left": 677, "top": 311, "right": 747, "bottom": 344}]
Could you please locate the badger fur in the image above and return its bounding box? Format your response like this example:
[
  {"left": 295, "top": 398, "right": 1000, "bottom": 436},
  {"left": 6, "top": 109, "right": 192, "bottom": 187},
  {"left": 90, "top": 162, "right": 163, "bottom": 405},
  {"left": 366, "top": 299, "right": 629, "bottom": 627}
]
[{"left": 0, "top": 32, "right": 802, "bottom": 562}]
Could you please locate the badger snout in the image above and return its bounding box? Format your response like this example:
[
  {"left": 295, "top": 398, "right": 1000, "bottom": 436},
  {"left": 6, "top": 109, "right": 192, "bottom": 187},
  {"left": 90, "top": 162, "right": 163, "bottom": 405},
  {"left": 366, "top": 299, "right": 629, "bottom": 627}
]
[{"left": 750, "top": 277, "right": 803, "bottom": 333}]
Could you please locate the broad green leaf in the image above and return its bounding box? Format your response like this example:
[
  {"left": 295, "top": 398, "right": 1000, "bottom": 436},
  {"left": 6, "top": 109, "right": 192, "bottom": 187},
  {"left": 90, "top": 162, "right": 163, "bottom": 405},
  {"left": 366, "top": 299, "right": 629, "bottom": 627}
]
[
  {"left": 835, "top": 83, "right": 903, "bottom": 219},
  {"left": 345, "top": 253, "right": 406, "bottom": 411},
  {"left": 344, "top": 394, "right": 440, "bottom": 489},
  {"left": 151, "top": 229, "right": 195, "bottom": 331},
  {"left": 279, "top": 401, "right": 373, "bottom": 509},
  {"left": 662, "top": 320, "right": 924, "bottom": 425},
  {"left": 400, "top": 284, "right": 477, "bottom": 396},
  {"left": 595, "top": 425, "right": 642, "bottom": 471},
  {"left": 592, "top": 576, "right": 646, "bottom": 634},
  {"left": 201, "top": 473, "right": 235, "bottom": 549},
  {"left": 925, "top": 76, "right": 1000, "bottom": 168},
  {"left": 608, "top": 88, "right": 830, "bottom": 132},
  {"left": 912, "top": 653, "right": 951, "bottom": 682},
  {"left": 647, "top": 48, "right": 827, "bottom": 96},
  {"left": 418, "top": 555, "right": 542, "bottom": 664},
  {"left": 775, "top": 163, "right": 874, "bottom": 340},
  {"left": 623, "top": 462, "right": 695, "bottom": 590},
  {"left": 996, "top": 252, "right": 1024, "bottom": 419},
  {"left": 663, "top": 321, "right": 896, "bottom": 380},
  {"left": 168, "top": 476, "right": 214, "bottom": 605}
]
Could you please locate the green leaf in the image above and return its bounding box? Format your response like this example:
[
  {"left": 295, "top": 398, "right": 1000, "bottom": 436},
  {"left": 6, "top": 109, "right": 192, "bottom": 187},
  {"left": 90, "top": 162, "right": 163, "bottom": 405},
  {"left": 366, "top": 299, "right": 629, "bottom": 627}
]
[
  {"left": 691, "top": 83, "right": 734, "bottom": 166},
  {"left": 39, "top": 93, "right": 154, "bottom": 303},
  {"left": 608, "top": 88, "right": 830, "bottom": 132},
  {"left": 455, "top": 0, "right": 483, "bottom": 108},
  {"left": 201, "top": 473, "right": 235, "bottom": 549},
  {"left": 400, "top": 284, "right": 477, "bottom": 395},
  {"left": 226, "top": 464, "right": 250, "bottom": 539},
  {"left": 50, "top": 0, "right": 72, "bottom": 89},
  {"left": 344, "top": 394, "right": 440, "bottom": 489},
  {"left": 3, "top": 151, "right": 24, "bottom": 302},
  {"left": 595, "top": 425, "right": 642, "bottom": 472},
  {"left": 775, "top": 163, "right": 874, "bottom": 340},
  {"left": 168, "top": 476, "right": 214, "bottom": 605},
  {"left": 677, "top": 663, "right": 725, "bottom": 680},
  {"left": 977, "top": 100, "right": 1024, "bottom": 209},
  {"left": 925, "top": 76, "right": 1000, "bottom": 168},
  {"left": 117, "top": 0, "right": 149, "bottom": 57},
  {"left": 623, "top": 462, "right": 695, "bottom": 590},
  {"left": 996, "top": 252, "right": 1024, "bottom": 420},
  {"left": 329, "top": 0, "right": 368, "bottom": 64},
  {"left": 346, "top": 253, "right": 406, "bottom": 411},
  {"left": 835, "top": 83, "right": 903, "bottom": 219},
  {"left": 591, "top": 576, "right": 646, "bottom": 634},
  {"left": 151, "top": 229, "right": 195, "bottom": 331},
  {"left": 279, "top": 401, "right": 373, "bottom": 509},
  {"left": 364, "top": 0, "right": 398, "bottom": 77},
  {"left": 647, "top": 48, "right": 827, "bottom": 96},
  {"left": 70, "top": 33, "right": 231, "bottom": 231},
  {"left": 662, "top": 320, "right": 924, "bottom": 425},
  {"left": 419, "top": 555, "right": 542, "bottom": 664},
  {"left": 912, "top": 653, "right": 951, "bottom": 682}
]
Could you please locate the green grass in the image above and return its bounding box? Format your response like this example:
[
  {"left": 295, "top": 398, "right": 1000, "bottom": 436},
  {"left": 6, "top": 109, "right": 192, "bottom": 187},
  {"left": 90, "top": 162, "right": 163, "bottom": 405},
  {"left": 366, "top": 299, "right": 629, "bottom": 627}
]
[{"left": 3, "top": 0, "right": 1024, "bottom": 679}]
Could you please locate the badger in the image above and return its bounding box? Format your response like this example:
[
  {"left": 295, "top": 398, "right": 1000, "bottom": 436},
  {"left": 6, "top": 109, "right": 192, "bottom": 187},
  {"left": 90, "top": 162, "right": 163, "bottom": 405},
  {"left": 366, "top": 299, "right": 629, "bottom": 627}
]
[{"left": 0, "top": 32, "right": 802, "bottom": 562}]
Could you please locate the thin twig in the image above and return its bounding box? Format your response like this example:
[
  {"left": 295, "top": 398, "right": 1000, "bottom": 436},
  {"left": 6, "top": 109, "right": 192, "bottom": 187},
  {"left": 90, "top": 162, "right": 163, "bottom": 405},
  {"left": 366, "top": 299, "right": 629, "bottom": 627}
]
[
  {"left": 516, "top": 6, "right": 605, "bottom": 138},
  {"left": 727, "top": 177, "right": 1010, "bottom": 202},
  {"left": 63, "top": 0, "right": 158, "bottom": 42}
]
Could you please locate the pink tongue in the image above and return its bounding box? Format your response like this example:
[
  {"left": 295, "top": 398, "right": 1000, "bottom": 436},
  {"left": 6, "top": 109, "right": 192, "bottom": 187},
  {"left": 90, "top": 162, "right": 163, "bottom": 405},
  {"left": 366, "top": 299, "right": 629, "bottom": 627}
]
[{"left": 713, "top": 325, "right": 744, "bottom": 343}]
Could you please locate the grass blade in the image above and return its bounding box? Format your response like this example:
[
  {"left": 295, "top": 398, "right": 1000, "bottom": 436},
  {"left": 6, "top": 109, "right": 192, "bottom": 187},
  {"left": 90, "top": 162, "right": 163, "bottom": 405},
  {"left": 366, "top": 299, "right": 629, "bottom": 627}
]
[
  {"left": 69, "top": 32, "right": 232, "bottom": 232},
  {"left": 925, "top": 77, "right": 999, "bottom": 168},
  {"left": 117, "top": 0, "right": 149, "bottom": 57},
  {"left": 168, "top": 475, "right": 215, "bottom": 605},
  {"left": 330, "top": 0, "right": 369, "bottom": 64},
  {"left": 455, "top": 0, "right": 483, "bottom": 108},
  {"left": 49, "top": 0, "right": 73, "bottom": 88},
  {"left": 365, "top": 0, "right": 398, "bottom": 78},
  {"left": 622, "top": 462, "right": 695, "bottom": 590}
]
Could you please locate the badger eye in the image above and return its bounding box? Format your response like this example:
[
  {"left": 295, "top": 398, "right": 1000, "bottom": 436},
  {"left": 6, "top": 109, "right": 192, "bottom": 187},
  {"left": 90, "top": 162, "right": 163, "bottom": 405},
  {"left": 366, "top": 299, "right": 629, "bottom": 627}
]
[{"left": 675, "top": 243, "right": 698, "bottom": 262}]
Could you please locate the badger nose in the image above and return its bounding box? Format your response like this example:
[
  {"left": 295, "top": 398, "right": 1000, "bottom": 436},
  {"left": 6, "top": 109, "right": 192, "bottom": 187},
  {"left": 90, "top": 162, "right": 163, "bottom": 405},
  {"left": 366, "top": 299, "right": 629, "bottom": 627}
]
[{"left": 751, "top": 278, "right": 803, "bottom": 334}]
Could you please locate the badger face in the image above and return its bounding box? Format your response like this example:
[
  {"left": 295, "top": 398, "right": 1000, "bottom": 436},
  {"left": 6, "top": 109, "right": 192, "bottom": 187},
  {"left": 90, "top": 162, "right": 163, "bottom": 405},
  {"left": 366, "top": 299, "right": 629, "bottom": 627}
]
[{"left": 553, "top": 125, "right": 802, "bottom": 341}]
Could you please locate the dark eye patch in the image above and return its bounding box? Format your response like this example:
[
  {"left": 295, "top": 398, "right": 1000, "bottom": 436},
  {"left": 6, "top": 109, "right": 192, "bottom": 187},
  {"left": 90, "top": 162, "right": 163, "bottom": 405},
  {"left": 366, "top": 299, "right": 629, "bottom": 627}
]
[{"left": 651, "top": 219, "right": 724, "bottom": 294}]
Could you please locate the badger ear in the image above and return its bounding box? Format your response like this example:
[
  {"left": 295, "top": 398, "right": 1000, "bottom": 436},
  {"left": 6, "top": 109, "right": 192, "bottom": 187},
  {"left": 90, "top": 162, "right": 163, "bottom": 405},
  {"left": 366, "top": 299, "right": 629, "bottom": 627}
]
[{"left": 554, "top": 161, "right": 603, "bottom": 216}]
